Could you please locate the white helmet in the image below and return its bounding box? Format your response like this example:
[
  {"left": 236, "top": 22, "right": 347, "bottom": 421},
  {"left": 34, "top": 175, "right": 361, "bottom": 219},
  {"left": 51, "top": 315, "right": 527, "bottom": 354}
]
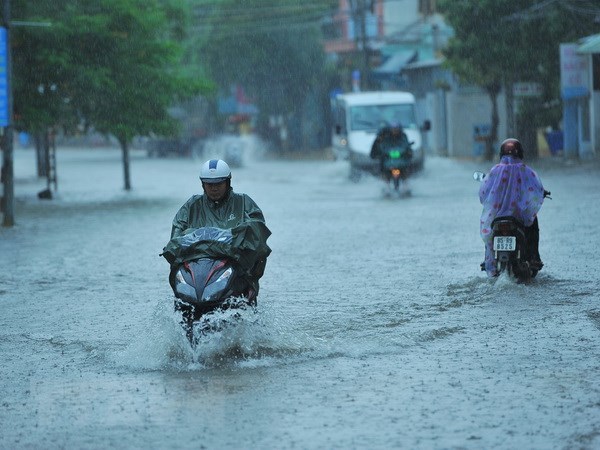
[{"left": 200, "top": 159, "right": 231, "bottom": 184}]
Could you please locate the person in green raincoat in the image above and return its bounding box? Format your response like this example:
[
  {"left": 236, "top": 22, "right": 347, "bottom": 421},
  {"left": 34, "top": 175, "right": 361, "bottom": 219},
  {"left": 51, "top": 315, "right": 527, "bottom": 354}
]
[{"left": 166, "top": 159, "right": 271, "bottom": 298}]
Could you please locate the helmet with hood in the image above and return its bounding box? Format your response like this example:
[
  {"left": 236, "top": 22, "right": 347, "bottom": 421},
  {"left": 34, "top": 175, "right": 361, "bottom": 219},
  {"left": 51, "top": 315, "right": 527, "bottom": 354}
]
[
  {"left": 200, "top": 159, "right": 232, "bottom": 184},
  {"left": 499, "top": 138, "right": 524, "bottom": 159}
]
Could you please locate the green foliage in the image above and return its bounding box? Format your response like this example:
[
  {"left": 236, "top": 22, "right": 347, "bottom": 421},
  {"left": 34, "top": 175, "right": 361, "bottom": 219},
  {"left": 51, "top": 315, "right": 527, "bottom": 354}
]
[
  {"left": 438, "top": 0, "right": 527, "bottom": 89},
  {"left": 11, "top": 1, "right": 65, "bottom": 132},
  {"left": 197, "top": 0, "right": 332, "bottom": 116},
  {"left": 439, "top": 0, "right": 599, "bottom": 101},
  {"left": 11, "top": 0, "right": 213, "bottom": 143},
  {"left": 437, "top": 0, "right": 600, "bottom": 157}
]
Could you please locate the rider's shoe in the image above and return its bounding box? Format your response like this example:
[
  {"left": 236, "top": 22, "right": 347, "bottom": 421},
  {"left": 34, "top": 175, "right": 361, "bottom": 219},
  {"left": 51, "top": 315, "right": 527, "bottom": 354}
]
[{"left": 529, "top": 259, "right": 544, "bottom": 271}]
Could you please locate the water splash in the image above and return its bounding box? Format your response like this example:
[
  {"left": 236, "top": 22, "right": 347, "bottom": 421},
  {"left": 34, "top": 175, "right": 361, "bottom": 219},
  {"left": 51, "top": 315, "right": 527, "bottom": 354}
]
[
  {"left": 111, "top": 295, "right": 321, "bottom": 371},
  {"left": 199, "top": 134, "right": 268, "bottom": 166}
]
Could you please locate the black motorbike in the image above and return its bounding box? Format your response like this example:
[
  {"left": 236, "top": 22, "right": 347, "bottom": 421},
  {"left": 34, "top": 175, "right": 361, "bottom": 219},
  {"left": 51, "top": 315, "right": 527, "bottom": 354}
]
[
  {"left": 162, "top": 227, "right": 258, "bottom": 343},
  {"left": 474, "top": 171, "right": 551, "bottom": 282},
  {"left": 382, "top": 146, "right": 413, "bottom": 196},
  {"left": 489, "top": 216, "right": 542, "bottom": 281}
]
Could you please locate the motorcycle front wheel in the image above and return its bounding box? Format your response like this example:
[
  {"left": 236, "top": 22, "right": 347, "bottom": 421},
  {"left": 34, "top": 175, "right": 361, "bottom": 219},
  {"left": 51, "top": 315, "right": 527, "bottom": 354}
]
[{"left": 497, "top": 261, "right": 509, "bottom": 275}]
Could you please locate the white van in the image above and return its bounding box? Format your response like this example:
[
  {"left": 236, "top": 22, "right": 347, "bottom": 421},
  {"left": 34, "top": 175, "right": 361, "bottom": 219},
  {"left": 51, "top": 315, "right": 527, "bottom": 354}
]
[{"left": 331, "top": 91, "right": 430, "bottom": 181}]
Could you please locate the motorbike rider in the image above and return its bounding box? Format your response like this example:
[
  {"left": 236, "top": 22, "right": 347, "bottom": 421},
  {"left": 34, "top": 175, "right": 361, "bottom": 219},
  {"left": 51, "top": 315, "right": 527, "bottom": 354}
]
[
  {"left": 370, "top": 122, "right": 413, "bottom": 188},
  {"left": 170, "top": 159, "right": 269, "bottom": 296},
  {"left": 479, "top": 138, "right": 545, "bottom": 277}
]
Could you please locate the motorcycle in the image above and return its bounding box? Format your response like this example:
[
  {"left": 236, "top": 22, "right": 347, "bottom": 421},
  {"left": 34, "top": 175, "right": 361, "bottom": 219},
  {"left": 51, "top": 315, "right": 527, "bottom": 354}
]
[
  {"left": 162, "top": 227, "right": 259, "bottom": 344},
  {"left": 474, "top": 171, "right": 551, "bottom": 282},
  {"left": 381, "top": 145, "right": 413, "bottom": 197}
]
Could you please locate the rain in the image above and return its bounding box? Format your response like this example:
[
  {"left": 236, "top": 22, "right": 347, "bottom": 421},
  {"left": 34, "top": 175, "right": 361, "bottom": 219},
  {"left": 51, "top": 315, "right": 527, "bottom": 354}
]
[
  {"left": 1, "top": 140, "right": 599, "bottom": 449},
  {"left": 2, "top": 0, "right": 600, "bottom": 449}
]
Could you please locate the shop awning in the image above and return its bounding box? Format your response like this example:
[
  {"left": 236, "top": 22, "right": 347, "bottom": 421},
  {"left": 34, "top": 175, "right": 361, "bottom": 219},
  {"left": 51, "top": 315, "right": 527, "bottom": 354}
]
[
  {"left": 217, "top": 97, "right": 258, "bottom": 115},
  {"left": 372, "top": 50, "right": 418, "bottom": 75},
  {"left": 578, "top": 33, "right": 600, "bottom": 54}
]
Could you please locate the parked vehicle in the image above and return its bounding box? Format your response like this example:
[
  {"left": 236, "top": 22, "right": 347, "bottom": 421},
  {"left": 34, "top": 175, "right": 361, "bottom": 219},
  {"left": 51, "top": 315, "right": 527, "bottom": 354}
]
[
  {"left": 331, "top": 91, "right": 430, "bottom": 181},
  {"left": 146, "top": 137, "right": 201, "bottom": 158}
]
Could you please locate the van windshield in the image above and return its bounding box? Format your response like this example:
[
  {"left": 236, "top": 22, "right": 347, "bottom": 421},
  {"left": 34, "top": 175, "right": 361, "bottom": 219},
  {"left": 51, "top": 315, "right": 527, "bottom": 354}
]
[{"left": 349, "top": 104, "right": 416, "bottom": 131}]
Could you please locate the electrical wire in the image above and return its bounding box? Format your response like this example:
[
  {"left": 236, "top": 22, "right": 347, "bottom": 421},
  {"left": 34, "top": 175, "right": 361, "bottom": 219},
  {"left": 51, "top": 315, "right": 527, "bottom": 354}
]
[{"left": 501, "top": 0, "right": 600, "bottom": 21}]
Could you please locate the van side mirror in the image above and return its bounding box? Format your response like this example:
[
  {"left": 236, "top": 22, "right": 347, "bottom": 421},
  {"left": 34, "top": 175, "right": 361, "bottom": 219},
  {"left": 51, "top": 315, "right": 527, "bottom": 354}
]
[{"left": 421, "top": 120, "right": 431, "bottom": 132}]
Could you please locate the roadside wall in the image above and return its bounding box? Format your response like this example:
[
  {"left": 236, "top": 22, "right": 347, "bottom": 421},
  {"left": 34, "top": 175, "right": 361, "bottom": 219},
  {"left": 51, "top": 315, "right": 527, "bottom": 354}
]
[{"left": 445, "top": 90, "right": 507, "bottom": 158}]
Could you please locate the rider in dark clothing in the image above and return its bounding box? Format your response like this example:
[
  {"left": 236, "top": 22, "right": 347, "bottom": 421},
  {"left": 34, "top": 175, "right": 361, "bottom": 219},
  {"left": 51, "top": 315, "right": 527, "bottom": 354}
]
[
  {"left": 170, "top": 159, "right": 270, "bottom": 296},
  {"left": 370, "top": 123, "right": 413, "bottom": 182}
]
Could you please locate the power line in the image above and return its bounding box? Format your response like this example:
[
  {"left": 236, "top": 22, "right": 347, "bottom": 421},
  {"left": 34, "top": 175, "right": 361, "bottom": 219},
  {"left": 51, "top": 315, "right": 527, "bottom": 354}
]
[
  {"left": 501, "top": 0, "right": 600, "bottom": 21},
  {"left": 191, "top": 4, "right": 331, "bottom": 37},
  {"left": 192, "top": 14, "right": 327, "bottom": 37},
  {"left": 190, "top": 0, "right": 449, "bottom": 38},
  {"left": 192, "top": 1, "right": 331, "bottom": 19},
  {"left": 192, "top": 19, "right": 324, "bottom": 37},
  {"left": 563, "top": 1, "right": 600, "bottom": 16}
]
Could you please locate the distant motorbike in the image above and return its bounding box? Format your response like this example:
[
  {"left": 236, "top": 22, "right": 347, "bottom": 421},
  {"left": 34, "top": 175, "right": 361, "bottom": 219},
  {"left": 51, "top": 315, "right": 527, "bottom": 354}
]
[
  {"left": 381, "top": 145, "right": 413, "bottom": 197},
  {"left": 162, "top": 227, "right": 257, "bottom": 344},
  {"left": 474, "top": 171, "right": 551, "bottom": 282}
]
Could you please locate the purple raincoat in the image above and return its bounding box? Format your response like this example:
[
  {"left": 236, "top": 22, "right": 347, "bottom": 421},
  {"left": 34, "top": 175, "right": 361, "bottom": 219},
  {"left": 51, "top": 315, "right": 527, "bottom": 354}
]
[{"left": 479, "top": 155, "right": 545, "bottom": 276}]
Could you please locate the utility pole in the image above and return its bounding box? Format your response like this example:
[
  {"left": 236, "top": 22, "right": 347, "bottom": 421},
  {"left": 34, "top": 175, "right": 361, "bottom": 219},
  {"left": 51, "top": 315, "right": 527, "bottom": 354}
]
[
  {"left": 0, "top": 3, "right": 51, "bottom": 225},
  {"left": 1, "top": 0, "right": 14, "bottom": 227},
  {"left": 349, "top": 0, "right": 370, "bottom": 91},
  {"left": 358, "top": 0, "right": 369, "bottom": 90}
]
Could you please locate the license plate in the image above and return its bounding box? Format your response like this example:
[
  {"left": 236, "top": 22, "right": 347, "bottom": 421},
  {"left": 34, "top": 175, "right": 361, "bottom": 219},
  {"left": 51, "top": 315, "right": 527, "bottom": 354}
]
[{"left": 493, "top": 236, "right": 516, "bottom": 251}]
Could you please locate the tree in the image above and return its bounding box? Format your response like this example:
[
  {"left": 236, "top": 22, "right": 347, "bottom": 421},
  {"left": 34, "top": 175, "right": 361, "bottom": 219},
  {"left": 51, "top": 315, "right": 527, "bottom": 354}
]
[
  {"left": 12, "top": 0, "right": 212, "bottom": 191},
  {"left": 11, "top": 1, "right": 67, "bottom": 181},
  {"left": 60, "top": 0, "right": 211, "bottom": 189},
  {"left": 437, "top": 0, "right": 599, "bottom": 160},
  {"left": 197, "top": 0, "right": 336, "bottom": 150}
]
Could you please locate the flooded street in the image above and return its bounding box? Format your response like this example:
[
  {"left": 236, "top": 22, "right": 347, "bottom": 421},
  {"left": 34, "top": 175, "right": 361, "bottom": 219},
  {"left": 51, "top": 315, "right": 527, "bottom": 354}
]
[{"left": 1, "top": 143, "right": 599, "bottom": 449}]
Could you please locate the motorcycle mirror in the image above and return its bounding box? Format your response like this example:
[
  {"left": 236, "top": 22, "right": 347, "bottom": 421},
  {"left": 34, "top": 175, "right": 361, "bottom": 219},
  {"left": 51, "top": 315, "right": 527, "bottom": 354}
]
[{"left": 473, "top": 171, "right": 486, "bottom": 181}]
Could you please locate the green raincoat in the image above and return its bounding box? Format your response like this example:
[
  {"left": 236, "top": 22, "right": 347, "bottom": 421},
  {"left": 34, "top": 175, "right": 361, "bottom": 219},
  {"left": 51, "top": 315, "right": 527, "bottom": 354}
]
[{"left": 162, "top": 188, "right": 271, "bottom": 290}]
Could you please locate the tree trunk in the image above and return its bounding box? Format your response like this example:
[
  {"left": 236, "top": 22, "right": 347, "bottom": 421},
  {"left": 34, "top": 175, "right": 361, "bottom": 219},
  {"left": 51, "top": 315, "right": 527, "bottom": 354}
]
[
  {"left": 485, "top": 87, "right": 500, "bottom": 161},
  {"left": 120, "top": 138, "right": 131, "bottom": 191},
  {"left": 34, "top": 132, "right": 47, "bottom": 177},
  {"left": 1, "top": 127, "right": 14, "bottom": 226},
  {"left": 43, "top": 131, "right": 51, "bottom": 182},
  {"left": 505, "top": 82, "right": 516, "bottom": 137},
  {"left": 517, "top": 117, "right": 538, "bottom": 161}
]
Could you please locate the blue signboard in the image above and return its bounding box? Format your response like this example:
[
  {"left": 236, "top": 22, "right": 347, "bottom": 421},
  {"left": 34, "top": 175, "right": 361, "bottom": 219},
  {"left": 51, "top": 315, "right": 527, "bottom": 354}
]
[{"left": 0, "top": 27, "right": 8, "bottom": 127}]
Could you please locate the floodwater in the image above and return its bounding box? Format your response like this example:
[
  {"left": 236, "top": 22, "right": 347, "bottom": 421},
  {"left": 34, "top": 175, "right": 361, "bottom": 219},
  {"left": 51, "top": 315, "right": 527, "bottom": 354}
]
[{"left": 1, "top": 139, "right": 599, "bottom": 449}]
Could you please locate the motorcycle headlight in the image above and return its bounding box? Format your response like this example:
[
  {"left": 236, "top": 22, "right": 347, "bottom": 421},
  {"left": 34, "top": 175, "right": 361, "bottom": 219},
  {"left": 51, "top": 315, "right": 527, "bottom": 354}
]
[
  {"left": 215, "top": 267, "right": 233, "bottom": 283},
  {"left": 176, "top": 271, "right": 186, "bottom": 283}
]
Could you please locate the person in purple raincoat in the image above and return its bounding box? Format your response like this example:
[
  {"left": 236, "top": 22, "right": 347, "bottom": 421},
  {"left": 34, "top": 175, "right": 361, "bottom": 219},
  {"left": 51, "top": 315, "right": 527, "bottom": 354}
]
[{"left": 479, "top": 138, "right": 546, "bottom": 277}]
